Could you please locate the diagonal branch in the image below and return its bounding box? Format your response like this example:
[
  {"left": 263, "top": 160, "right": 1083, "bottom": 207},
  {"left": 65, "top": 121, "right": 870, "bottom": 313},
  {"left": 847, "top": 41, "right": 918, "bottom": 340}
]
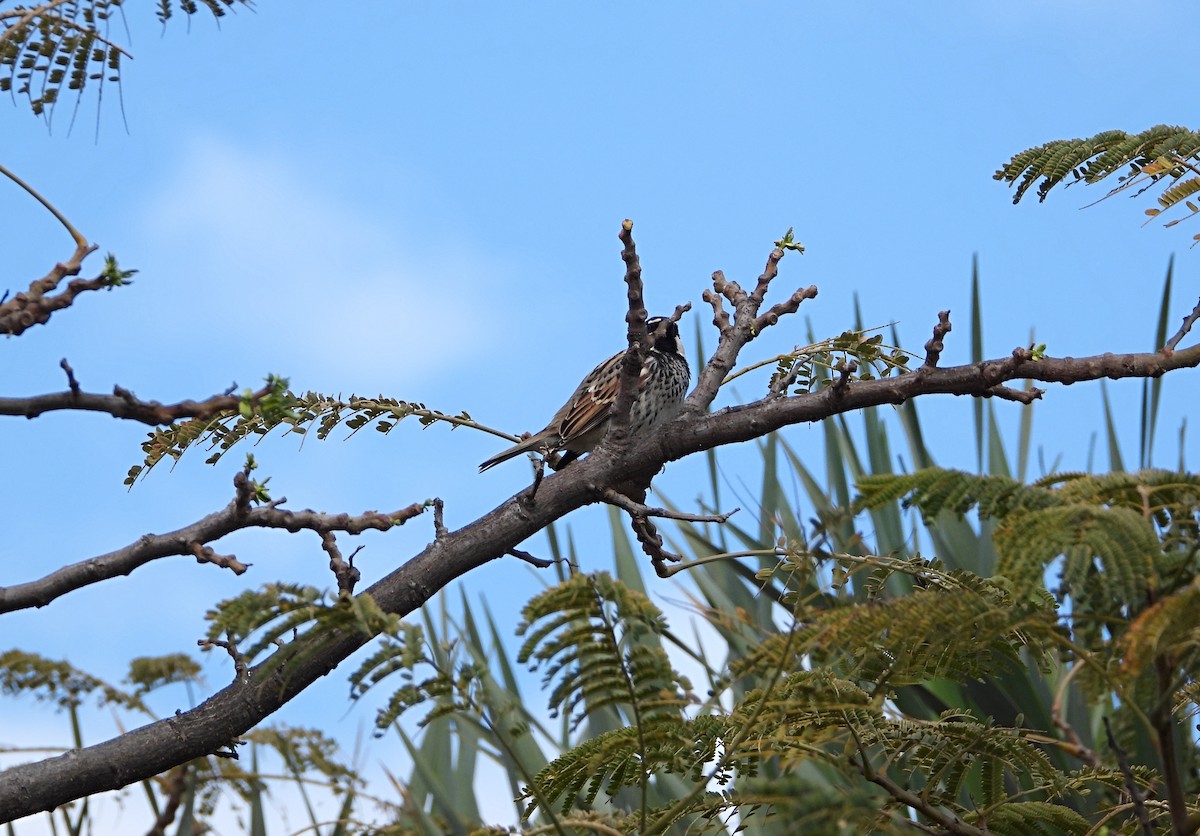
[
  {"left": 1164, "top": 295, "right": 1200, "bottom": 354},
  {"left": 6, "top": 244, "right": 1200, "bottom": 820},
  {"left": 5, "top": 341, "right": 1200, "bottom": 821}
]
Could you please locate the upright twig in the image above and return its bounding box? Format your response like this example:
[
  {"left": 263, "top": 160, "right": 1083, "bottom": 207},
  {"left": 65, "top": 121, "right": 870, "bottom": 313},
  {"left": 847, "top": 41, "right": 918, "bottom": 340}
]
[
  {"left": 922, "top": 310, "right": 952, "bottom": 368},
  {"left": 608, "top": 219, "right": 650, "bottom": 443},
  {"left": 687, "top": 233, "right": 816, "bottom": 412}
]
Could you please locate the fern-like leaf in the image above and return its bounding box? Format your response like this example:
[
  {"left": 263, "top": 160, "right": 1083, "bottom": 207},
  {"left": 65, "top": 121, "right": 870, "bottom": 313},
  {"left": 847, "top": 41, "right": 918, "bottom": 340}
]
[{"left": 516, "top": 572, "right": 693, "bottom": 730}]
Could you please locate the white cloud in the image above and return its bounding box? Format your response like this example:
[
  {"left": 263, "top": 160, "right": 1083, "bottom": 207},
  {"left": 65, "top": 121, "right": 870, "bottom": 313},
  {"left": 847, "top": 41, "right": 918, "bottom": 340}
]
[{"left": 136, "top": 137, "right": 503, "bottom": 390}]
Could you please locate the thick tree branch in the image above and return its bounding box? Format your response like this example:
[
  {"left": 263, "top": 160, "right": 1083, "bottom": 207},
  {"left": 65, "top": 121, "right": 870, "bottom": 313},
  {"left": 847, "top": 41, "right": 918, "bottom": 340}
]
[
  {"left": 3, "top": 337, "right": 1200, "bottom": 820},
  {"left": 0, "top": 472, "right": 427, "bottom": 613},
  {"left": 5, "top": 209, "right": 1200, "bottom": 827}
]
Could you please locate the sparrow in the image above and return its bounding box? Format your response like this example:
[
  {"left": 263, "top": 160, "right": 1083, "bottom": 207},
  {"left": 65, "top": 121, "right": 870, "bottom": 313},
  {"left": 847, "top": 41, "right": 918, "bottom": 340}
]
[{"left": 479, "top": 316, "right": 690, "bottom": 471}]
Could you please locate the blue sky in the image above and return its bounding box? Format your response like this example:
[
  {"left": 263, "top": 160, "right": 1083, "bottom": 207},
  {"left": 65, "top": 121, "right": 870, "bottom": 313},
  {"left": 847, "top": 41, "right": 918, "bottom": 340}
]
[{"left": 4, "top": 0, "right": 1199, "bottom": 828}]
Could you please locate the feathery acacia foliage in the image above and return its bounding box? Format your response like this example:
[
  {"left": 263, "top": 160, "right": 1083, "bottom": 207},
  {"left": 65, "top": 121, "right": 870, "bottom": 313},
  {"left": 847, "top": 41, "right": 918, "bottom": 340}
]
[
  {"left": 0, "top": 1, "right": 251, "bottom": 125},
  {"left": 995, "top": 124, "right": 1200, "bottom": 242},
  {"left": 125, "top": 390, "right": 490, "bottom": 485}
]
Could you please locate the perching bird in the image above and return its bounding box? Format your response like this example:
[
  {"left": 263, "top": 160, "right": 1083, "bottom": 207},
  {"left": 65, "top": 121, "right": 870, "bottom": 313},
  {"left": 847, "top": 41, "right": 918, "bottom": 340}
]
[{"left": 479, "top": 316, "right": 690, "bottom": 471}]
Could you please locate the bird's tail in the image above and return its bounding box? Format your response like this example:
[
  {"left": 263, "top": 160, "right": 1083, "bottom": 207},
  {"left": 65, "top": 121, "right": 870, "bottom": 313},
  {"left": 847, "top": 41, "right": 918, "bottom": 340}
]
[{"left": 478, "top": 433, "right": 554, "bottom": 472}]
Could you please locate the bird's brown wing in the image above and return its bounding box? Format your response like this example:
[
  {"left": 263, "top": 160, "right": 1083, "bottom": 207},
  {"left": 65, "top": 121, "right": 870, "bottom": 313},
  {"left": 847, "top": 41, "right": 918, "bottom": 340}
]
[{"left": 555, "top": 351, "right": 651, "bottom": 444}]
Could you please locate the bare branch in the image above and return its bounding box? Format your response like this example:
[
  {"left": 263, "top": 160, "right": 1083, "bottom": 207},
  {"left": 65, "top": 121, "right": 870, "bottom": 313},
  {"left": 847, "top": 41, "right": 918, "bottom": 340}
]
[
  {"left": 189, "top": 542, "right": 249, "bottom": 575},
  {"left": 599, "top": 487, "right": 737, "bottom": 524},
  {"left": 1164, "top": 294, "right": 1200, "bottom": 354},
  {"left": 922, "top": 310, "right": 952, "bottom": 368},
  {"left": 704, "top": 272, "right": 732, "bottom": 334},
  {"left": 58, "top": 358, "right": 80, "bottom": 396},
  {"left": 198, "top": 634, "right": 249, "bottom": 685},
  {"left": 831, "top": 359, "right": 858, "bottom": 396},
  {"left": 631, "top": 513, "right": 682, "bottom": 577},
  {"left": 609, "top": 219, "right": 650, "bottom": 443},
  {"left": 0, "top": 382, "right": 275, "bottom": 426},
  {"left": 0, "top": 242, "right": 104, "bottom": 336},
  {"left": 753, "top": 284, "right": 818, "bottom": 333},
  {"left": 984, "top": 384, "right": 1043, "bottom": 404},
  {"left": 852, "top": 754, "right": 986, "bottom": 836},
  {"left": 508, "top": 548, "right": 556, "bottom": 569},
  {"left": 7, "top": 231, "right": 1200, "bottom": 820},
  {"left": 144, "top": 763, "right": 189, "bottom": 836},
  {"left": 688, "top": 238, "right": 815, "bottom": 413},
  {"left": 431, "top": 498, "right": 448, "bottom": 542},
  {"left": 7, "top": 335, "right": 1200, "bottom": 819},
  {"left": 321, "top": 533, "right": 362, "bottom": 596},
  {"left": 0, "top": 475, "right": 427, "bottom": 613}
]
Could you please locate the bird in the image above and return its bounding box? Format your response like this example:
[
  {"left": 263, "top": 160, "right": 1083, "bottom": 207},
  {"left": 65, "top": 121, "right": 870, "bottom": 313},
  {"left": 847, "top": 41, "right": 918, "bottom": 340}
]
[{"left": 479, "top": 316, "right": 690, "bottom": 472}]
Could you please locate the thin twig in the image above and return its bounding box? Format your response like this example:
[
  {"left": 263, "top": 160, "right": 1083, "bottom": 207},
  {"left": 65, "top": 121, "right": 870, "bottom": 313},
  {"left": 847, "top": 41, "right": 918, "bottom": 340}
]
[
  {"left": 322, "top": 533, "right": 362, "bottom": 595},
  {"left": 1050, "top": 662, "right": 1103, "bottom": 769},
  {"left": 0, "top": 161, "right": 86, "bottom": 247},
  {"left": 658, "top": 549, "right": 782, "bottom": 579},
  {"left": 922, "top": 310, "right": 952, "bottom": 368},
  {"left": 984, "top": 384, "right": 1044, "bottom": 404},
  {"left": 58, "top": 358, "right": 80, "bottom": 396},
  {"left": 1103, "top": 716, "right": 1155, "bottom": 836},
  {"left": 189, "top": 542, "right": 249, "bottom": 575},
  {"left": 508, "top": 548, "right": 556, "bottom": 569},
  {"left": 687, "top": 234, "right": 816, "bottom": 413},
  {"left": 851, "top": 751, "right": 986, "bottom": 836},
  {"left": 198, "top": 633, "right": 249, "bottom": 683},
  {"left": 1164, "top": 295, "right": 1200, "bottom": 354},
  {"left": 599, "top": 487, "right": 738, "bottom": 523}
]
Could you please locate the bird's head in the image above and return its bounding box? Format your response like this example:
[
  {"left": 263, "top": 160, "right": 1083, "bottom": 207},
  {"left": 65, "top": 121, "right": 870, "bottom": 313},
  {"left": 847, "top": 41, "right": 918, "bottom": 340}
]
[{"left": 646, "top": 316, "right": 684, "bottom": 357}]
